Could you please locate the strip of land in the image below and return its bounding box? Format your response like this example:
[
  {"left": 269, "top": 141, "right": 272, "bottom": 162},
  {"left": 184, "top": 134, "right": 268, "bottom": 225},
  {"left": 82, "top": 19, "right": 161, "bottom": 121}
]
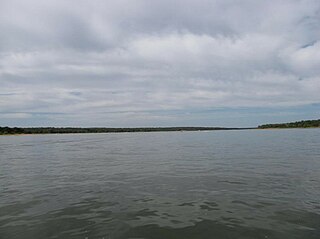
[
  {"left": 0, "top": 126, "right": 254, "bottom": 135},
  {"left": 258, "top": 119, "right": 320, "bottom": 129},
  {"left": 1, "top": 119, "right": 319, "bottom": 135}
]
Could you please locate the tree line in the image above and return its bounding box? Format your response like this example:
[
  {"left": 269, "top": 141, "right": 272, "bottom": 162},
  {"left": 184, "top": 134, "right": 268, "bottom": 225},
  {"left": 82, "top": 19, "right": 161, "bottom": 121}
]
[
  {"left": 258, "top": 119, "right": 320, "bottom": 129},
  {"left": 2, "top": 119, "right": 318, "bottom": 134},
  {"left": 0, "top": 126, "right": 249, "bottom": 135}
]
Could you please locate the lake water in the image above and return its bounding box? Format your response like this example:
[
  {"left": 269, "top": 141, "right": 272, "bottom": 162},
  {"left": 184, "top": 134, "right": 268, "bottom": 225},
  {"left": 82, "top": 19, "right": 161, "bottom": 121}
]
[{"left": 0, "top": 129, "right": 320, "bottom": 239}]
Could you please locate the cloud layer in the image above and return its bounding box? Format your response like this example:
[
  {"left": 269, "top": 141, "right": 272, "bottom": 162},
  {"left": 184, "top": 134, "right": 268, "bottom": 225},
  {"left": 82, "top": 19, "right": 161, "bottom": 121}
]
[{"left": 1, "top": 0, "right": 319, "bottom": 126}]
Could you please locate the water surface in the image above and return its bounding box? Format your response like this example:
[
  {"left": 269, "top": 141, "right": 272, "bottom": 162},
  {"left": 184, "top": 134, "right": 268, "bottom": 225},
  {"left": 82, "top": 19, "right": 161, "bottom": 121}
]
[{"left": 0, "top": 129, "right": 320, "bottom": 238}]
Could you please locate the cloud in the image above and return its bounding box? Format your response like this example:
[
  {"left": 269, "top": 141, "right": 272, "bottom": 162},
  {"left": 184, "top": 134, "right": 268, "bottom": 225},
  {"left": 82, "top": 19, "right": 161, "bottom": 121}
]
[{"left": 0, "top": 0, "right": 319, "bottom": 126}]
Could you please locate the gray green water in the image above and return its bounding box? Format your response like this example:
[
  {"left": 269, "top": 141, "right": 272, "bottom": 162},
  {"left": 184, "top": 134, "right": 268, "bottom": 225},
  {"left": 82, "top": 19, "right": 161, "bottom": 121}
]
[{"left": 0, "top": 129, "right": 320, "bottom": 239}]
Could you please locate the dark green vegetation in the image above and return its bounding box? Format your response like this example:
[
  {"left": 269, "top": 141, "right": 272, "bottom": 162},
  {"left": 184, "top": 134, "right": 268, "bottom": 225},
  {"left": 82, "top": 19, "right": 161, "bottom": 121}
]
[
  {"left": 0, "top": 126, "right": 251, "bottom": 135},
  {"left": 258, "top": 119, "right": 320, "bottom": 129},
  {"left": 1, "top": 119, "right": 319, "bottom": 135}
]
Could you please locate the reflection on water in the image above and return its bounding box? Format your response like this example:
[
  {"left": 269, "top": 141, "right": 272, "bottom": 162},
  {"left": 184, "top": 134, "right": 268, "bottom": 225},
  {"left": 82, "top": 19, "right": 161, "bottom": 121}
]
[{"left": 0, "top": 129, "right": 320, "bottom": 238}]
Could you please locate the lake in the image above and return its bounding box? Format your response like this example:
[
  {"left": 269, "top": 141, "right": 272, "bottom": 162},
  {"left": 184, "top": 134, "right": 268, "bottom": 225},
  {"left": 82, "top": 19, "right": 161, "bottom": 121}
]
[{"left": 0, "top": 129, "right": 319, "bottom": 239}]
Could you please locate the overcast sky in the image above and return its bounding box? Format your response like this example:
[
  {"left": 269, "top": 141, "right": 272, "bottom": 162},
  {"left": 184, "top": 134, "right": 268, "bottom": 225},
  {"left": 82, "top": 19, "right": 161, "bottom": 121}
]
[{"left": 0, "top": 0, "right": 319, "bottom": 127}]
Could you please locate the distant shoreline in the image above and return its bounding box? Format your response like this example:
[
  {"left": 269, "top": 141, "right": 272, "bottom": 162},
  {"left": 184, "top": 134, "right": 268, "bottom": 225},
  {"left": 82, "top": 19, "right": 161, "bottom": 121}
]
[
  {"left": 0, "top": 127, "right": 256, "bottom": 136},
  {"left": 257, "top": 127, "right": 320, "bottom": 129},
  {"left": 1, "top": 126, "right": 320, "bottom": 136},
  {"left": 258, "top": 119, "right": 320, "bottom": 129},
  {"left": 1, "top": 119, "right": 319, "bottom": 135}
]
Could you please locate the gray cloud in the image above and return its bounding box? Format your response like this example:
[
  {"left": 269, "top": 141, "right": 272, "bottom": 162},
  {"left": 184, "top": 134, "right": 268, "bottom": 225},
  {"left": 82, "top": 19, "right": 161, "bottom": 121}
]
[{"left": 0, "top": 0, "right": 319, "bottom": 126}]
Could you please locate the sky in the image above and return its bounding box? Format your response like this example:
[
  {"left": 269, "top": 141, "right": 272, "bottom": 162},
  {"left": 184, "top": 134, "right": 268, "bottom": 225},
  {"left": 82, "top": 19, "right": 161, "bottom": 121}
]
[{"left": 0, "top": 0, "right": 319, "bottom": 127}]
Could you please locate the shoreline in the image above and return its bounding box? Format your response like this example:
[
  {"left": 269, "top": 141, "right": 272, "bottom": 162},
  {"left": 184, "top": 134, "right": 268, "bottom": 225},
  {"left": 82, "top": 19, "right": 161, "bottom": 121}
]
[
  {"left": 2, "top": 127, "right": 320, "bottom": 136},
  {"left": 257, "top": 127, "right": 320, "bottom": 130},
  {"left": 2, "top": 119, "right": 319, "bottom": 135},
  {"left": 0, "top": 127, "right": 255, "bottom": 136}
]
